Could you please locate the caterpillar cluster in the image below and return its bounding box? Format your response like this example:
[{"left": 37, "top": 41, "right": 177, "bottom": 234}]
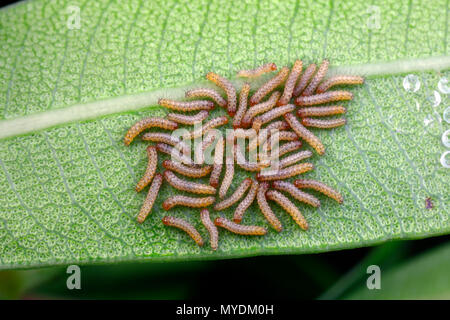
[{"left": 124, "top": 60, "right": 364, "bottom": 250}]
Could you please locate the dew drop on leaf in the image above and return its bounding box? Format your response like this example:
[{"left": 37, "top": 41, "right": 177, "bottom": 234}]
[
  {"left": 402, "top": 74, "right": 420, "bottom": 92},
  {"left": 438, "top": 77, "right": 450, "bottom": 94},
  {"left": 444, "top": 106, "right": 450, "bottom": 124},
  {"left": 440, "top": 150, "right": 450, "bottom": 168},
  {"left": 427, "top": 90, "right": 441, "bottom": 108},
  {"left": 442, "top": 129, "right": 450, "bottom": 148}
]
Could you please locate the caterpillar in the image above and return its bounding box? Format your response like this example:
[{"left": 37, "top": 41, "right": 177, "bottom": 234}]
[
  {"left": 206, "top": 72, "right": 237, "bottom": 116},
  {"left": 237, "top": 62, "right": 277, "bottom": 78},
  {"left": 278, "top": 60, "right": 303, "bottom": 105},
  {"left": 316, "top": 75, "right": 364, "bottom": 93},
  {"left": 167, "top": 110, "right": 209, "bottom": 125},
  {"left": 214, "top": 217, "right": 267, "bottom": 236},
  {"left": 252, "top": 104, "right": 296, "bottom": 131},
  {"left": 284, "top": 112, "right": 325, "bottom": 155},
  {"left": 249, "top": 67, "right": 289, "bottom": 106},
  {"left": 162, "top": 160, "right": 213, "bottom": 178},
  {"left": 294, "top": 179, "right": 343, "bottom": 203},
  {"left": 256, "top": 182, "right": 283, "bottom": 232},
  {"left": 185, "top": 88, "right": 227, "bottom": 108},
  {"left": 124, "top": 117, "right": 178, "bottom": 145},
  {"left": 164, "top": 170, "right": 216, "bottom": 194},
  {"left": 155, "top": 143, "right": 196, "bottom": 166},
  {"left": 158, "top": 98, "right": 214, "bottom": 111},
  {"left": 242, "top": 91, "right": 281, "bottom": 128},
  {"left": 214, "top": 178, "right": 252, "bottom": 211},
  {"left": 293, "top": 63, "right": 316, "bottom": 97},
  {"left": 256, "top": 163, "right": 314, "bottom": 181},
  {"left": 184, "top": 116, "right": 228, "bottom": 139},
  {"left": 233, "top": 82, "right": 250, "bottom": 128},
  {"left": 218, "top": 135, "right": 235, "bottom": 198},
  {"left": 301, "top": 59, "right": 329, "bottom": 96},
  {"left": 272, "top": 180, "right": 320, "bottom": 207},
  {"left": 200, "top": 209, "right": 219, "bottom": 250},
  {"left": 278, "top": 150, "right": 313, "bottom": 168},
  {"left": 141, "top": 132, "right": 190, "bottom": 154},
  {"left": 162, "top": 195, "right": 215, "bottom": 210},
  {"left": 162, "top": 216, "right": 204, "bottom": 247},
  {"left": 266, "top": 190, "right": 309, "bottom": 230},
  {"left": 297, "top": 105, "right": 346, "bottom": 118},
  {"left": 136, "top": 173, "right": 163, "bottom": 224},
  {"left": 301, "top": 118, "right": 347, "bottom": 129},
  {"left": 209, "top": 136, "right": 224, "bottom": 188},
  {"left": 295, "top": 91, "right": 353, "bottom": 106},
  {"left": 135, "top": 146, "right": 158, "bottom": 192},
  {"left": 233, "top": 180, "right": 259, "bottom": 223}
]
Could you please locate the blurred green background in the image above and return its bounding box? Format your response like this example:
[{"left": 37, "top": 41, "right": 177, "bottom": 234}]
[{"left": 1, "top": 236, "right": 448, "bottom": 300}]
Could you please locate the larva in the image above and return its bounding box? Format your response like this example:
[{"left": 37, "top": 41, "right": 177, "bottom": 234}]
[
  {"left": 218, "top": 135, "right": 235, "bottom": 198},
  {"left": 235, "top": 145, "right": 267, "bottom": 172},
  {"left": 214, "top": 217, "right": 267, "bottom": 236},
  {"left": 297, "top": 105, "right": 346, "bottom": 117},
  {"left": 301, "top": 117, "right": 347, "bottom": 129},
  {"left": 270, "top": 140, "right": 303, "bottom": 158},
  {"left": 278, "top": 60, "right": 303, "bottom": 105},
  {"left": 162, "top": 216, "right": 204, "bottom": 247},
  {"left": 316, "top": 75, "right": 364, "bottom": 93},
  {"left": 206, "top": 72, "right": 237, "bottom": 116},
  {"left": 256, "top": 163, "right": 314, "bottom": 181},
  {"left": 278, "top": 150, "right": 313, "bottom": 168},
  {"left": 301, "top": 59, "right": 329, "bottom": 96},
  {"left": 242, "top": 91, "right": 281, "bottom": 128},
  {"left": 252, "top": 104, "right": 296, "bottom": 131},
  {"left": 264, "top": 131, "right": 299, "bottom": 151},
  {"left": 155, "top": 143, "right": 195, "bottom": 166},
  {"left": 233, "top": 128, "right": 257, "bottom": 139},
  {"left": 284, "top": 112, "right": 325, "bottom": 155},
  {"left": 185, "top": 88, "right": 227, "bottom": 108},
  {"left": 265, "top": 120, "right": 290, "bottom": 131},
  {"left": 136, "top": 173, "right": 163, "bottom": 224},
  {"left": 237, "top": 62, "right": 277, "bottom": 78},
  {"left": 233, "top": 82, "right": 250, "bottom": 128},
  {"left": 210, "top": 136, "right": 224, "bottom": 188},
  {"left": 164, "top": 170, "right": 216, "bottom": 195},
  {"left": 124, "top": 117, "right": 178, "bottom": 146},
  {"left": 167, "top": 110, "right": 209, "bottom": 125},
  {"left": 266, "top": 190, "right": 308, "bottom": 230},
  {"left": 195, "top": 131, "right": 217, "bottom": 165},
  {"left": 162, "top": 160, "right": 213, "bottom": 178},
  {"left": 185, "top": 116, "right": 229, "bottom": 139},
  {"left": 256, "top": 182, "right": 282, "bottom": 232},
  {"left": 295, "top": 91, "right": 353, "bottom": 106},
  {"left": 293, "top": 63, "right": 317, "bottom": 97},
  {"left": 200, "top": 209, "right": 219, "bottom": 250},
  {"left": 249, "top": 67, "right": 289, "bottom": 106},
  {"left": 135, "top": 146, "right": 158, "bottom": 192},
  {"left": 248, "top": 128, "right": 269, "bottom": 152},
  {"left": 233, "top": 180, "right": 259, "bottom": 223},
  {"left": 294, "top": 179, "right": 343, "bottom": 203},
  {"left": 141, "top": 132, "right": 190, "bottom": 154},
  {"left": 214, "top": 178, "right": 252, "bottom": 211},
  {"left": 272, "top": 180, "right": 320, "bottom": 207},
  {"left": 158, "top": 98, "right": 214, "bottom": 111},
  {"left": 162, "top": 195, "right": 215, "bottom": 210}
]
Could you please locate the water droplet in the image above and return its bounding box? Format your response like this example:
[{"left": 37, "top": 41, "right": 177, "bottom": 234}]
[
  {"left": 427, "top": 90, "right": 441, "bottom": 108},
  {"left": 444, "top": 106, "right": 450, "bottom": 124},
  {"left": 403, "top": 74, "right": 420, "bottom": 92},
  {"left": 424, "top": 114, "right": 434, "bottom": 126},
  {"left": 440, "top": 151, "right": 450, "bottom": 168},
  {"left": 438, "top": 77, "right": 450, "bottom": 94},
  {"left": 442, "top": 129, "right": 450, "bottom": 148}
]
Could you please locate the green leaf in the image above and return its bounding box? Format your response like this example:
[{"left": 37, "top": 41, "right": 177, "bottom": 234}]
[
  {"left": 0, "top": 0, "right": 448, "bottom": 269},
  {"left": 344, "top": 242, "right": 450, "bottom": 299}
]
